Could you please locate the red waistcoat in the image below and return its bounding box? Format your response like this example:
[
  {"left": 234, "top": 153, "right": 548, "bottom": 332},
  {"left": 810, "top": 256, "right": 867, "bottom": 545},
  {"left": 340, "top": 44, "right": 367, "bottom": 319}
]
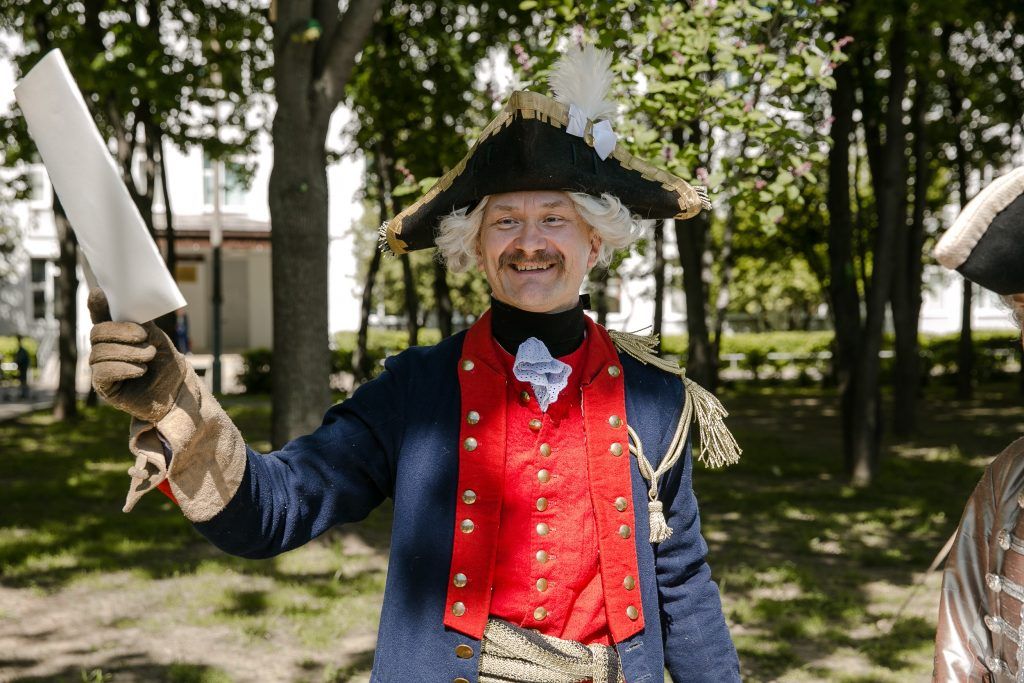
[{"left": 444, "top": 310, "right": 645, "bottom": 645}]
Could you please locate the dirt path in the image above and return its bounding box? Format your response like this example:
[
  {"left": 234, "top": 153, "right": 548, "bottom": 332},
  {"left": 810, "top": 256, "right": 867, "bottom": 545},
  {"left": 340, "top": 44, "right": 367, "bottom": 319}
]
[{"left": 0, "top": 569, "right": 379, "bottom": 682}]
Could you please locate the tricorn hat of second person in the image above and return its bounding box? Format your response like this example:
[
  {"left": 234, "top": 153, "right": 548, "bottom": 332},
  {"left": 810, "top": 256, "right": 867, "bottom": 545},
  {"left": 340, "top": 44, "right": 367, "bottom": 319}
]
[
  {"left": 934, "top": 166, "right": 1024, "bottom": 294},
  {"left": 380, "top": 44, "right": 711, "bottom": 255}
]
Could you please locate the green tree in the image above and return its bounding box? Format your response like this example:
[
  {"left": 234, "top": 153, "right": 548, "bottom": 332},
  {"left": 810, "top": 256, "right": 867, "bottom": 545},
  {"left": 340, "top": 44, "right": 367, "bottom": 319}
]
[
  {"left": 523, "top": 0, "right": 846, "bottom": 389},
  {"left": 1, "top": 0, "right": 270, "bottom": 419}
]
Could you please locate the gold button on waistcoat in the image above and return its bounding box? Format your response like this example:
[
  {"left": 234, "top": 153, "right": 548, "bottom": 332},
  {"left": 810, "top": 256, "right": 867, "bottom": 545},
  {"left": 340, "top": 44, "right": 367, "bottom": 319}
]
[
  {"left": 623, "top": 575, "right": 636, "bottom": 590},
  {"left": 453, "top": 573, "right": 468, "bottom": 588},
  {"left": 534, "top": 607, "right": 548, "bottom": 621},
  {"left": 463, "top": 437, "right": 478, "bottom": 451},
  {"left": 520, "top": 390, "right": 531, "bottom": 404},
  {"left": 536, "top": 497, "right": 548, "bottom": 511},
  {"left": 536, "top": 550, "right": 549, "bottom": 563},
  {"left": 537, "top": 469, "right": 551, "bottom": 484},
  {"left": 452, "top": 601, "right": 466, "bottom": 616},
  {"left": 615, "top": 497, "right": 628, "bottom": 512},
  {"left": 619, "top": 524, "right": 631, "bottom": 538},
  {"left": 539, "top": 443, "right": 551, "bottom": 457},
  {"left": 460, "top": 519, "right": 475, "bottom": 533},
  {"left": 536, "top": 523, "right": 550, "bottom": 536},
  {"left": 610, "top": 442, "right": 624, "bottom": 456},
  {"left": 608, "top": 415, "right": 622, "bottom": 428},
  {"left": 608, "top": 365, "right": 621, "bottom": 377},
  {"left": 461, "top": 359, "right": 475, "bottom": 371},
  {"left": 536, "top": 578, "right": 548, "bottom": 592},
  {"left": 466, "top": 410, "right": 480, "bottom": 425},
  {"left": 626, "top": 605, "right": 639, "bottom": 620},
  {"left": 529, "top": 418, "right": 543, "bottom": 432},
  {"left": 462, "top": 489, "right": 477, "bottom": 505},
  {"left": 455, "top": 643, "right": 473, "bottom": 659}
]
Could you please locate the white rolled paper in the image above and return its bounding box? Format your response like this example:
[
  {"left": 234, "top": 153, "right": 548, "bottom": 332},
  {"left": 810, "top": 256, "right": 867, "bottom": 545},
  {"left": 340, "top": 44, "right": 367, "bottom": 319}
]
[{"left": 14, "top": 49, "right": 186, "bottom": 323}]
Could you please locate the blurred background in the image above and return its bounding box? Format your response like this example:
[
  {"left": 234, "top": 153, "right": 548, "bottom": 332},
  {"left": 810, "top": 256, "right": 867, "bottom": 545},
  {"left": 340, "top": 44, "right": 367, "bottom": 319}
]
[{"left": 0, "top": 0, "right": 1022, "bottom": 680}]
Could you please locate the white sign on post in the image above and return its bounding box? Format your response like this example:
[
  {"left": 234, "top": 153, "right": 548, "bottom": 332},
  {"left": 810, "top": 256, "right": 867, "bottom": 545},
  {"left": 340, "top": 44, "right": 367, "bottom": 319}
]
[{"left": 14, "top": 49, "right": 186, "bottom": 323}]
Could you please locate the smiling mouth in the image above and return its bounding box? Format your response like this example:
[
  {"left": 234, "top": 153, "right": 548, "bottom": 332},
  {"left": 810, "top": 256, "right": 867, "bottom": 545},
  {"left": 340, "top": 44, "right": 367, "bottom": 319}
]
[{"left": 511, "top": 263, "right": 555, "bottom": 272}]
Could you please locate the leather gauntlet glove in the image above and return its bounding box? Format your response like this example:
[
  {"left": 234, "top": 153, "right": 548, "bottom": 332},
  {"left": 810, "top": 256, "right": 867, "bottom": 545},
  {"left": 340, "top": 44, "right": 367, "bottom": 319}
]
[{"left": 88, "top": 289, "right": 246, "bottom": 521}]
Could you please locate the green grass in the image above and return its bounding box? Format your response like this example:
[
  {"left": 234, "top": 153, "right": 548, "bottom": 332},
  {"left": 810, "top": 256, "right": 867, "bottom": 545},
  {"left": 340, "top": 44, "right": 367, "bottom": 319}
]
[{"left": 2, "top": 383, "right": 1018, "bottom": 680}]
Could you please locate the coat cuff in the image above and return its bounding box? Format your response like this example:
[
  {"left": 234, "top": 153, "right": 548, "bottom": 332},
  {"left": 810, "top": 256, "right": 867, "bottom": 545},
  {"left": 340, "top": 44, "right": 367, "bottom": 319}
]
[{"left": 126, "top": 370, "right": 246, "bottom": 522}]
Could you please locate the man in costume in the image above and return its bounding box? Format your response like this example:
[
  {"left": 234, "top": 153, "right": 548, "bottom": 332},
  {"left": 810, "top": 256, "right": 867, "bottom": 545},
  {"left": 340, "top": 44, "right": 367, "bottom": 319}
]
[
  {"left": 933, "top": 166, "right": 1024, "bottom": 682},
  {"left": 87, "top": 45, "right": 741, "bottom": 682}
]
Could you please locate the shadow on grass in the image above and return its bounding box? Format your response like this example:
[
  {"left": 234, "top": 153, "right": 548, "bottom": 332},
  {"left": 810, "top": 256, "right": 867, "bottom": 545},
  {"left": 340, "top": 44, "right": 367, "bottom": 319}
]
[
  {"left": 0, "top": 400, "right": 393, "bottom": 594},
  {"left": 4, "top": 384, "right": 1021, "bottom": 681},
  {"left": 13, "top": 657, "right": 231, "bottom": 682},
  {"left": 700, "top": 382, "right": 1021, "bottom": 679}
]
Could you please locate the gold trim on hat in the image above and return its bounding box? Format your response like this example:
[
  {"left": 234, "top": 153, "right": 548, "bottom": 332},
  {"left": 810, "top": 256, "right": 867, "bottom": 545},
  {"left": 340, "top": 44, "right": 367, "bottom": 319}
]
[{"left": 383, "top": 90, "right": 709, "bottom": 256}]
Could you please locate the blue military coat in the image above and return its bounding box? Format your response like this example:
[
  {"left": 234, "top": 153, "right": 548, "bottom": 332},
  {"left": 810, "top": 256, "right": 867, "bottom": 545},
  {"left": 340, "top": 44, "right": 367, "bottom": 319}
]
[{"left": 194, "top": 328, "right": 740, "bottom": 682}]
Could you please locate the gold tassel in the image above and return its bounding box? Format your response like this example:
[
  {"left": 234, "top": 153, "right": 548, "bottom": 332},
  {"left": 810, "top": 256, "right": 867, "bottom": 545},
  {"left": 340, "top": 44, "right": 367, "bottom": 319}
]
[
  {"left": 682, "top": 378, "right": 741, "bottom": 468},
  {"left": 647, "top": 500, "right": 673, "bottom": 543}
]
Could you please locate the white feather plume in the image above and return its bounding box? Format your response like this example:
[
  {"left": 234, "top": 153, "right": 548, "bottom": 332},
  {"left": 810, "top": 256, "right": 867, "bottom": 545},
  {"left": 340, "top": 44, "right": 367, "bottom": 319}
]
[{"left": 548, "top": 44, "right": 617, "bottom": 122}]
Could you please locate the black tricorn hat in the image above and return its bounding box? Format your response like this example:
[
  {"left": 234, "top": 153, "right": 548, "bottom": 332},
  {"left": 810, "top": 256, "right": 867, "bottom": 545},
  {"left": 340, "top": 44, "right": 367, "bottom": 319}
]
[
  {"left": 934, "top": 167, "right": 1024, "bottom": 294},
  {"left": 381, "top": 45, "right": 710, "bottom": 255}
]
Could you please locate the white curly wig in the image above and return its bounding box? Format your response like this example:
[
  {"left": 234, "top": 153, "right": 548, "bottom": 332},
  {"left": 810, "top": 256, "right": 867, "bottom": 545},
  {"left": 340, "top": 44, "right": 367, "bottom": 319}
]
[{"left": 435, "top": 192, "right": 641, "bottom": 273}]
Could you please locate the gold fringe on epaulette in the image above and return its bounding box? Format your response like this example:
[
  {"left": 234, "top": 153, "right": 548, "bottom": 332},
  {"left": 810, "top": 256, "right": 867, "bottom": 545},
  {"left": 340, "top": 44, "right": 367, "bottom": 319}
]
[{"left": 609, "top": 328, "right": 740, "bottom": 543}]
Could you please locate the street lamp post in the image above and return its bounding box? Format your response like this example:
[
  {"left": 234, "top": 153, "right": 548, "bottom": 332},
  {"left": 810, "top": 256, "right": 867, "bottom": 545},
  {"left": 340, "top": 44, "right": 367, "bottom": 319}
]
[{"left": 211, "top": 156, "right": 223, "bottom": 395}]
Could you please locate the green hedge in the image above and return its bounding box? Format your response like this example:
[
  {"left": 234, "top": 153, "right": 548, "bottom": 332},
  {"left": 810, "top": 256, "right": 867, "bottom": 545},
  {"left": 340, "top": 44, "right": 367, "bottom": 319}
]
[
  {"left": 238, "top": 329, "right": 443, "bottom": 394},
  {"left": 237, "top": 328, "right": 1023, "bottom": 393}
]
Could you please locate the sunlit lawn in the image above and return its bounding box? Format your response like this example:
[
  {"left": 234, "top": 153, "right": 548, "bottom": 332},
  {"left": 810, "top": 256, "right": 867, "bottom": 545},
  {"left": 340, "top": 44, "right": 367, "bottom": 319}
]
[{"left": 2, "top": 381, "right": 1020, "bottom": 681}]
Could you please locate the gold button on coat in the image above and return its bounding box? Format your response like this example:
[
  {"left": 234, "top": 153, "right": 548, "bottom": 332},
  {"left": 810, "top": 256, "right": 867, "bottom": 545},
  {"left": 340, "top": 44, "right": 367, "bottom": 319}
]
[
  {"left": 466, "top": 410, "right": 480, "bottom": 425},
  {"left": 536, "top": 578, "right": 548, "bottom": 592},
  {"left": 623, "top": 575, "right": 636, "bottom": 590},
  {"left": 536, "top": 550, "right": 549, "bottom": 563},
  {"left": 539, "top": 443, "right": 551, "bottom": 457},
  {"left": 536, "top": 497, "right": 548, "bottom": 511},
  {"left": 462, "top": 489, "right": 477, "bottom": 505},
  {"left": 615, "top": 497, "right": 628, "bottom": 512},
  {"left": 608, "top": 415, "right": 622, "bottom": 428},
  {"left": 461, "top": 359, "right": 475, "bottom": 371},
  {"left": 619, "top": 524, "right": 631, "bottom": 538},
  {"left": 536, "top": 523, "right": 550, "bottom": 536},
  {"left": 529, "top": 418, "right": 542, "bottom": 431},
  {"left": 610, "top": 442, "right": 623, "bottom": 456},
  {"left": 453, "top": 573, "right": 468, "bottom": 588},
  {"left": 455, "top": 678, "right": 471, "bottom": 683},
  {"left": 608, "top": 365, "right": 621, "bottom": 377},
  {"left": 534, "top": 607, "right": 548, "bottom": 621},
  {"left": 463, "top": 437, "right": 478, "bottom": 451},
  {"left": 537, "top": 469, "right": 551, "bottom": 484},
  {"left": 452, "top": 602, "right": 466, "bottom": 616},
  {"left": 455, "top": 644, "right": 473, "bottom": 658},
  {"left": 626, "top": 605, "right": 639, "bottom": 620},
  {"left": 460, "top": 519, "right": 475, "bottom": 533}
]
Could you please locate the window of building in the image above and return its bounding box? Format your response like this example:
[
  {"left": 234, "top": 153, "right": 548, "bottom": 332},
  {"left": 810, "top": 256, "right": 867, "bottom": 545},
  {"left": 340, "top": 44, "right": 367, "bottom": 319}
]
[
  {"left": 203, "top": 153, "right": 249, "bottom": 210},
  {"left": 30, "top": 258, "right": 52, "bottom": 320}
]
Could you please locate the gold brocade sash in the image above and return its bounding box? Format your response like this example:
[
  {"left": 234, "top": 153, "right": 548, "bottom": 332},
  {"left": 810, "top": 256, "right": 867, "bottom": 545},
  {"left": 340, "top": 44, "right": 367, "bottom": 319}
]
[{"left": 478, "top": 619, "right": 625, "bottom": 683}]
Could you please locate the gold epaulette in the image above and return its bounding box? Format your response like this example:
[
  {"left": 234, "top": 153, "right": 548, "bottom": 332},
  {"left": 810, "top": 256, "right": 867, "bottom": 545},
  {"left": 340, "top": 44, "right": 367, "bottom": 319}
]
[{"left": 607, "top": 329, "right": 741, "bottom": 543}]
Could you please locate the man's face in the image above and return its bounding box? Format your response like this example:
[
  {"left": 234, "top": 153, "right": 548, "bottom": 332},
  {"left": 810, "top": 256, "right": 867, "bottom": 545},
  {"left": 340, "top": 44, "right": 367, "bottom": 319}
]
[{"left": 477, "top": 190, "right": 601, "bottom": 314}]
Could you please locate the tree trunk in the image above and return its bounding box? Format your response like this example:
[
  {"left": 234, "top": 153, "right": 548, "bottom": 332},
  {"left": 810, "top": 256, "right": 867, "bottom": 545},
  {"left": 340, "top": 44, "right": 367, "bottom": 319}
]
[
  {"left": 592, "top": 267, "right": 609, "bottom": 327},
  {"left": 891, "top": 77, "right": 929, "bottom": 436},
  {"left": 674, "top": 211, "right": 715, "bottom": 389},
  {"left": 52, "top": 193, "right": 78, "bottom": 420},
  {"left": 354, "top": 245, "right": 382, "bottom": 383},
  {"left": 268, "top": 0, "right": 382, "bottom": 447},
  {"left": 652, "top": 220, "right": 665, "bottom": 345},
  {"left": 401, "top": 255, "right": 420, "bottom": 346},
  {"left": 847, "top": 11, "right": 909, "bottom": 486},
  {"left": 153, "top": 125, "right": 178, "bottom": 341},
  {"left": 433, "top": 260, "right": 453, "bottom": 338},
  {"left": 711, "top": 211, "right": 737, "bottom": 364},
  {"left": 957, "top": 279, "right": 974, "bottom": 398}
]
